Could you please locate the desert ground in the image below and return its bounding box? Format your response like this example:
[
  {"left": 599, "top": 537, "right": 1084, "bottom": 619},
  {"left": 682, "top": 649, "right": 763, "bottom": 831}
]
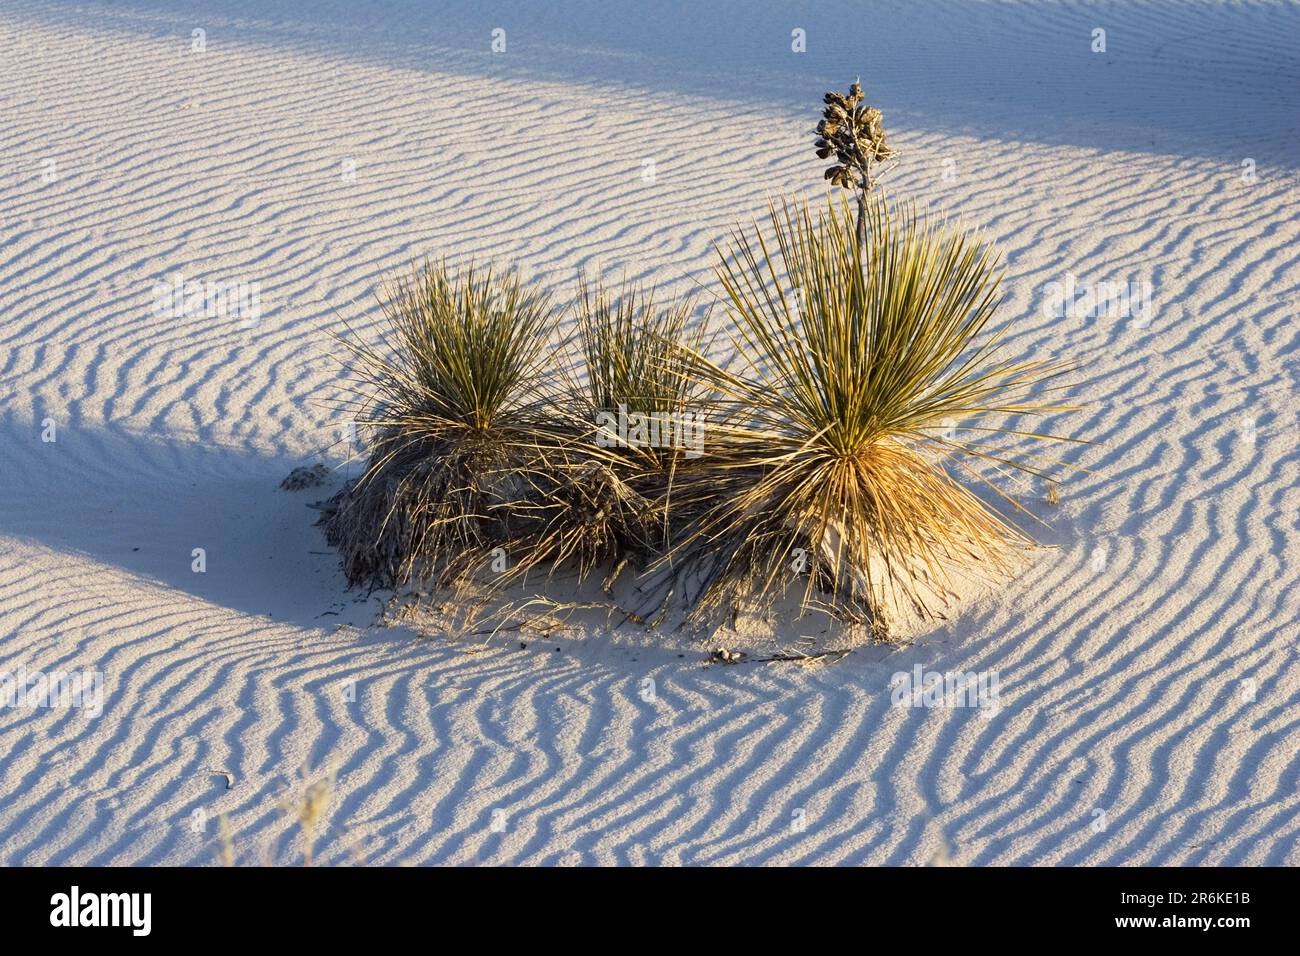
[{"left": 1, "top": 0, "right": 1297, "bottom": 865}]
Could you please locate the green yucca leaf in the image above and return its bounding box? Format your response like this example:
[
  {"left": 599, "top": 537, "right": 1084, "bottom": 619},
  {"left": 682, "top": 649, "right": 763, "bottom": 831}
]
[
  {"left": 377, "top": 260, "right": 556, "bottom": 432},
  {"left": 569, "top": 273, "right": 709, "bottom": 420}
]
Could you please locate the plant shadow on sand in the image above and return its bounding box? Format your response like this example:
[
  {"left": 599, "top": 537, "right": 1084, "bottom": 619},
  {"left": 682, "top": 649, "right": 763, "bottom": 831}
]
[
  {"left": 0, "top": 414, "right": 1077, "bottom": 662},
  {"left": 0, "top": 417, "right": 369, "bottom": 633}
]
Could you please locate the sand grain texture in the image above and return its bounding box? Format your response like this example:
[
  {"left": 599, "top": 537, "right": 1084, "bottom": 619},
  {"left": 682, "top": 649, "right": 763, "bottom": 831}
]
[{"left": 0, "top": 0, "right": 1297, "bottom": 865}]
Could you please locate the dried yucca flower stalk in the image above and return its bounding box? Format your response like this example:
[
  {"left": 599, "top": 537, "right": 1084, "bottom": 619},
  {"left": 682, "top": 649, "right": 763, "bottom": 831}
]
[{"left": 816, "top": 79, "right": 895, "bottom": 246}]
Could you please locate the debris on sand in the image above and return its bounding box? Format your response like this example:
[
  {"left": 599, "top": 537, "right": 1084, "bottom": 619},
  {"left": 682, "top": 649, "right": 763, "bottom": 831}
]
[{"left": 280, "top": 464, "right": 331, "bottom": 491}]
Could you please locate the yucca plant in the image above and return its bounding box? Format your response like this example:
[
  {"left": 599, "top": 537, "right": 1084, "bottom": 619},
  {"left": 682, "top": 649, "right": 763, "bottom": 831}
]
[
  {"left": 514, "top": 276, "right": 711, "bottom": 592},
  {"left": 663, "top": 196, "right": 1080, "bottom": 635},
  {"left": 320, "top": 259, "right": 560, "bottom": 592}
]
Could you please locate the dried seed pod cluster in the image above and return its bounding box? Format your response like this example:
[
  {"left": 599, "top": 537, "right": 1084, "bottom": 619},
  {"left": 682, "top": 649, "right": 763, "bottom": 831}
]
[{"left": 815, "top": 81, "right": 893, "bottom": 191}]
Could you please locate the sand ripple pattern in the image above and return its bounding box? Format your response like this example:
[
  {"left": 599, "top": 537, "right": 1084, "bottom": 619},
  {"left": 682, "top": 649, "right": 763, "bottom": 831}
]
[{"left": 0, "top": 1, "right": 1297, "bottom": 865}]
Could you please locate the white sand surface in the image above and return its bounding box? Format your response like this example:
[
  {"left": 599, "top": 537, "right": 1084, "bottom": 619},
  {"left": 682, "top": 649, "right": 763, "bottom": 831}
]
[{"left": 1, "top": 0, "right": 1298, "bottom": 865}]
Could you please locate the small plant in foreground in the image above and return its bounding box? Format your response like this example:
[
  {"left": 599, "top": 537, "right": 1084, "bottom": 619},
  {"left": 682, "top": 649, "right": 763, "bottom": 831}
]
[
  {"left": 276, "top": 767, "right": 337, "bottom": 866},
  {"left": 564, "top": 276, "right": 710, "bottom": 576},
  {"left": 474, "top": 276, "right": 712, "bottom": 603},
  {"left": 321, "top": 260, "right": 559, "bottom": 592}
]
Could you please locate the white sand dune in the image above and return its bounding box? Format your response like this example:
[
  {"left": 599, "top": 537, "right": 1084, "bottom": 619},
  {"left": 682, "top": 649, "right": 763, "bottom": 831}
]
[{"left": 1, "top": 0, "right": 1298, "bottom": 865}]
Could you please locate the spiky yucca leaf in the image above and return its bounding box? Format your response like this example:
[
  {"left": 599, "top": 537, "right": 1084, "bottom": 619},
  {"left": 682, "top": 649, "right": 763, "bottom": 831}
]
[
  {"left": 572, "top": 275, "right": 706, "bottom": 421},
  {"left": 377, "top": 259, "right": 555, "bottom": 431},
  {"left": 665, "top": 196, "right": 1081, "bottom": 632},
  {"left": 321, "top": 260, "right": 560, "bottom": 591}
]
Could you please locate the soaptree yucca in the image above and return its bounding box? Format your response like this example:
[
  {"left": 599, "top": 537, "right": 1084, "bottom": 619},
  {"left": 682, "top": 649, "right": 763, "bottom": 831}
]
[
  {"left": 518, "top": 276, "right": 710, "bottom": 590},
  {"left": 666, "top": 196, "right": 1080, "bottom": 634},
  {"left": 321, "top": 260, "right": 561, "bottom": 591}
]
